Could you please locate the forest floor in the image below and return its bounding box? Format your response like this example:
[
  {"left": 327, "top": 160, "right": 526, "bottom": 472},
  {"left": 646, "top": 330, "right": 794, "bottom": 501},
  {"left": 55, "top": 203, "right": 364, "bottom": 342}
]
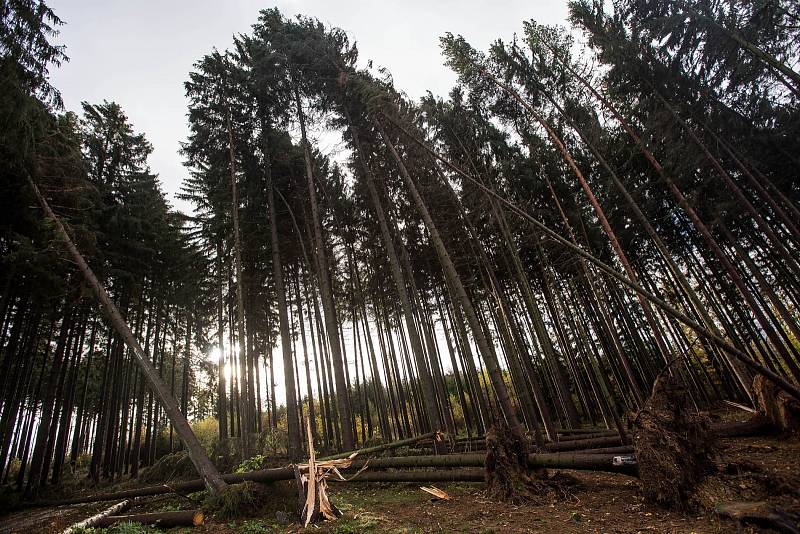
[{"left": 1, "top": 433, "right": 798, "bottom": 534}]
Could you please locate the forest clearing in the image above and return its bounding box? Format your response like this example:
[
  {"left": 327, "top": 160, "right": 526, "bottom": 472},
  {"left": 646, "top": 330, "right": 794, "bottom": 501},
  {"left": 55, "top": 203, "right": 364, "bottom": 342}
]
[{"left": 1, "top": 0, "right": 800, "bottom": 532}]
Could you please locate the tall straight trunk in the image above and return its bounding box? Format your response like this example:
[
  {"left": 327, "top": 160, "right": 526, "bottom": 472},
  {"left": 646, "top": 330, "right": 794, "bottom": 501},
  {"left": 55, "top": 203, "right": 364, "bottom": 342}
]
[
  {"left": 25, "top": 297, "right": 74, "bottom": 497},
  {"left": 538, "top": 59, "right": 800, "bottom": 394},
  {"left": 293, "top": 268, "right": 317, "bottom": 444},
  {"left": 347, "top": 119, "right": 443, "bottom": 433},
  {"left": 376, "top": 119, "right": 524, "bottom": 440},
  {"left": 224, "top": 107, "right": 252, "bottom": 458},
  {"left": 215, "top": 242, "right": 228, "bottom": 444},
  {"left": 71, "top": 314, "right": 98, "bottom": 466},
  {"left": 294, "top": 88, "right": 354, "bottom": 451},
  {"left": 266, "top": 167, "right": 300, "bottom": 460}
]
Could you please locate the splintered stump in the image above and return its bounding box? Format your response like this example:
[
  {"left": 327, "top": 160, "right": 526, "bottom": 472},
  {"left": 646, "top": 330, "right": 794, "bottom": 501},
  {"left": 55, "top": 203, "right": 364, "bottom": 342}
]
[
  {"left": 295, "top": 414, "right": 344, "bottom": 527},
  {"left": 485, "top": 424, "right": 541, "bottom": 502},
  {"left": 294, "top": 464, "right": 342, "bottom": 526},
  {"left": 754, "top": 374, "right": 800, "bottom": 435},
  {"left": 629, "top": 376, "right": 717, "bottom": 510}
]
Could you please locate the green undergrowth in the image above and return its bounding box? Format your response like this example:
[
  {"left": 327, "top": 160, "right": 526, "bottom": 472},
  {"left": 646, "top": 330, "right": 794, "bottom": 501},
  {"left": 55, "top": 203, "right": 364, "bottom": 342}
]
[
  {"left": 203, "top": 481, "right": 259, "bottom": 519},
  {"left": 202, "top": 480, "right": 297, "bottom": 521},
  {"left": 139, "top": 451, "right": 196, "bottom": 483},
  {"left": 70, "top": 522, "right": 161, "bottom": 534}
]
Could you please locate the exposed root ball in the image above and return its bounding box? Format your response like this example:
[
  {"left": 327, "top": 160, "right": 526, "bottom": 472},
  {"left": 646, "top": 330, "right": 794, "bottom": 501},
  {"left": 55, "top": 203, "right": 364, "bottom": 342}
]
[
  {"left": 485, "top": 424, "right": 540, "bottom": 503},
  {"left": 630, "top": 376, "right": 717, "bottom": 511}
]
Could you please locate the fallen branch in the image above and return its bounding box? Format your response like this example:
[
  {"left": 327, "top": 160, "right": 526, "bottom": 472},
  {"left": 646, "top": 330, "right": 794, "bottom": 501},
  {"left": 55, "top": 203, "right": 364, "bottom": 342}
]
[{"left": 62, "top": 499, "right": 131, "bottom": 533}]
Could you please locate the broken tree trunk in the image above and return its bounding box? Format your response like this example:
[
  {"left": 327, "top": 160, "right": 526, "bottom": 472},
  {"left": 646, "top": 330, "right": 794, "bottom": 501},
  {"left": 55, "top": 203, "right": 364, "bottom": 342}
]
[
  {"left": 63, "top": 500, "right": 132, "bottom": 533},
  {"left": 296, "top": 414, "right": 342, "bottom": 526},
  {"left": 92, "top": 510, "right": 204, "bottom": 528},
  {"left": 754, "top": 374, "right": 800, "bottom": 434}
]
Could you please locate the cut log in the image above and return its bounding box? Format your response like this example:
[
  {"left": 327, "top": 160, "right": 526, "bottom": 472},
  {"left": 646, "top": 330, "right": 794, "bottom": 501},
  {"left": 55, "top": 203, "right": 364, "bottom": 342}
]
[
  {"left": 62, "top": 499, "right": 131, "bottom": 533},
  {"left": 554, "top": 428, "right": 609, "bottom": 435},
  {"left": 580, "top": 446, "right": 635, "bottom": 455},
  {"left": 319, "top": 431, "right": 440, "bottom": 461},
  {"left": 93, "top": 510, "right": 204, "bottom": 528}
]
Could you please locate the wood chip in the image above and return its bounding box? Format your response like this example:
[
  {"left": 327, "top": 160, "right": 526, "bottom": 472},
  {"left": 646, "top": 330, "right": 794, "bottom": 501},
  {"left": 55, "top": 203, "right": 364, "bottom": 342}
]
[{"left": 420, "top": 486, "right": 451, "bottom": 500}]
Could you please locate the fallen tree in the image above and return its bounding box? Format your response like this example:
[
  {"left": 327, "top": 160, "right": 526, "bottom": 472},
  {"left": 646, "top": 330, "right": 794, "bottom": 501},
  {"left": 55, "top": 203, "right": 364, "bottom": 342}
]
[
  {"left": 62, "top": 499, "right": 131, "bottom": 533},
  {"left": 27, "top": 176, "right": 227, "bottom": 495},
  {"left": 318, "top": 431, "right": 441, "bottom": 461},
  {"left": 545, "top": 436, "right": 623, "bottom": 452},
  {"left": 348, "top": 452, "right": 637, "bottom": 475},
  {"left": 91, "top": 510, "right": 204, "bottom": 529},
  {"left": 30, "top": 452, "right": 637, "bottom": 507}
]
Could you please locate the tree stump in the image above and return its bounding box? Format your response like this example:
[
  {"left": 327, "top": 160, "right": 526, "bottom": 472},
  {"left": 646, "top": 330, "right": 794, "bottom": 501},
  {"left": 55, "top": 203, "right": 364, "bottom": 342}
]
[{"left": 754, "top": 374, "right": 800, "bottom": 434}]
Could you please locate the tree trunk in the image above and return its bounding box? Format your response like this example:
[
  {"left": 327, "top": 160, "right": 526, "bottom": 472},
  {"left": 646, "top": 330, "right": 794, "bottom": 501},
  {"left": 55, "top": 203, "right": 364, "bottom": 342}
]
[{"left": 27, "top": 176, "right": 226, "bottom": 494}]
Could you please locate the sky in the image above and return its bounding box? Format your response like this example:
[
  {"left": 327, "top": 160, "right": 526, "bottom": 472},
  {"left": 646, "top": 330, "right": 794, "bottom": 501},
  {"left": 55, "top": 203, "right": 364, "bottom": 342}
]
[
  {"left": 48, "top": 0, "right": 569, "bottom": 214},
  {"left": 46, "top": 0, "right": 570, "bottom": 407}
]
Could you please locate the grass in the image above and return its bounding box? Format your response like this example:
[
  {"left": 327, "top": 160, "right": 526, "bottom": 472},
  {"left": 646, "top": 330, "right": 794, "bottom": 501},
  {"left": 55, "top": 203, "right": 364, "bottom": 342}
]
[
  {"left": 238, "top": 519, "right": 275, "bottom": 533},
  {"left": 71, "top": 522, "right": 160, "bottom": 534}
]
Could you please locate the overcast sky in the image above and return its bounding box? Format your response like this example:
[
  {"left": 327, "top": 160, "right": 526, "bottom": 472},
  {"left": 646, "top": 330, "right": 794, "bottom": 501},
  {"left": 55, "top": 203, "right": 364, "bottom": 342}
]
[
  {"left": 46, "top": 1, "right": 569, "bottom": 405},
  {"left": 48, "top": 0, "right": 569, "bottom": 214}
]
